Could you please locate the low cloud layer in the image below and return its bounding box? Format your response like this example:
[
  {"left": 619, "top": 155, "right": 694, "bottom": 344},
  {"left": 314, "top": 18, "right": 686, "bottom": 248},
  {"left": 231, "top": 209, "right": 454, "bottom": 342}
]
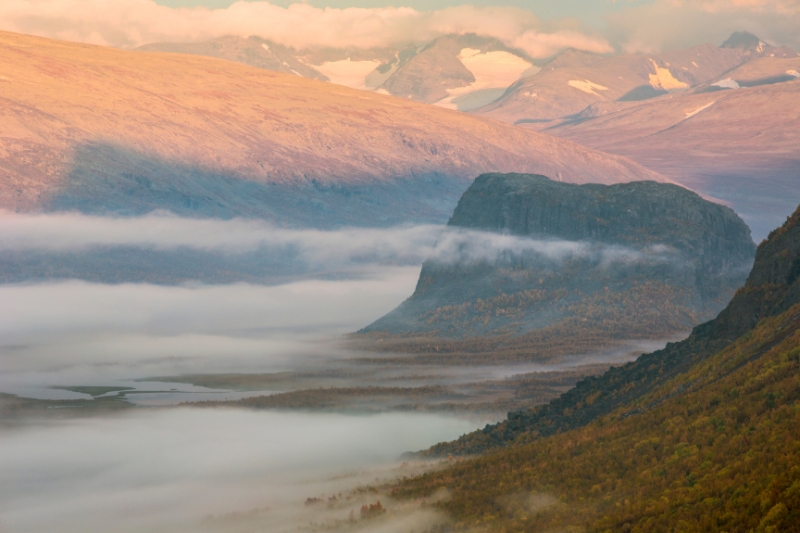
[
  {"left": 428, "top": 227, "right": 677, "bottom": 267},
  {"left": 0, "top": 211, "right": 440, "bottom": 265},
  {"left": 0, "top": 408, "right": 474, "bottom": 533},
  {"left": 0, "top": 270, "right": 419, "bottom": 379}
]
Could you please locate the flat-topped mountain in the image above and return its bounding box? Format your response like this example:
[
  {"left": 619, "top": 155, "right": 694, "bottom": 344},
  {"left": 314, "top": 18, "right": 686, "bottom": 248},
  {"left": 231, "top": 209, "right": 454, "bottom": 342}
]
[
  {"left": 360, "top": 173, "right": 755, "bottom": 362},
  {"left": 0, "top": 31, "right": 666, "bottom": 227},
  {"left": 425, "top": 200, "right": 800, "bottom": 456}
]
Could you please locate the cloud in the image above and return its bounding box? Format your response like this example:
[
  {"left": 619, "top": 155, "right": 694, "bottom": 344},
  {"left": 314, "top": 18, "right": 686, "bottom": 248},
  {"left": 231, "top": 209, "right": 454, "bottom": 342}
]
[
  {"left": 426, "top": 227, "right": 679, "bottom": 267},
  {"left": 0, "top": 211, "right": 440, "bottom": 265},
  {"left": 689, "top": 0, "right": 800, "bottom": 14},
  {"left": 0, "top": 268, "right": 419, "bottom": 390},
  {"left": 512, "top": 29, "right": 614, "bottom": 57},
  {"left": 0, "top": 408, "right": 472, "bottom": 533},
  {"left": 0, "top": 0, "right": 612, "bottom": 58},
  {"left": 606, "top": 0, "right": 800, "bottom": 53}
]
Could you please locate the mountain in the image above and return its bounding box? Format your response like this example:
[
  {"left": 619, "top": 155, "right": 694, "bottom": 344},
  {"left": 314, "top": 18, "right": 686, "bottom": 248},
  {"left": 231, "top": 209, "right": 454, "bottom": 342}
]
[
  {"left": 376, "top": 34, "right": 538, "bottom": 111},
  {"left": 137, "top": 35, "right": 329, "bottom": 80},
  {"left": 395, "top": 204, "right": 800, "bottom": 533},
  {"left": 358, "top": 173, "right": 755, "bottom": 363},
  {"left": 721, "top": 30, "right": 798, "bottom": 59},
  {"left": 548, "top": 60, "right": 800, "bottom": 239},
  {"left": 138, "top": 34, "right": 538, "bottom": 111},
  {"left": 137, "top": 36, "right": 408, "bottom": 91},
  {"left": 0, "top": 30, "right": 667, "bottom": 228},
  {"left": 424, "top": 201, "right": 800, "bottom": 456},
  {"left": 474, "top": 42, "right": 753, "bottom": 125}
]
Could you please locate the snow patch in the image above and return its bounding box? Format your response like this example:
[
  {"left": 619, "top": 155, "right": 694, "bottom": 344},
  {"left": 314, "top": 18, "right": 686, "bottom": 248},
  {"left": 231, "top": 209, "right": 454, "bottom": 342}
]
[
  {"left": 712, "top": 78, "right": 739, "bottom": 89},
  {"left": 648, "top": 59, "right": 688, "bottom": 90},
  {"left": 458, "top": 49, "right": 535, "bottom": 87},
  {"left": 685, "top": 101, "right": 715, "bottom": 119},
  {"left": 459, "top": 47, "right": 482, "bottom": 60},
  {"left": 787, "top": 70, "right": 800, "bottom": 78},
  {"left": 261, "top": 43, "right": 270, "bottom": 53},
  {"left": 437, "top": 49, "right": 536, "bottom": 110},
  {"left": 567, "top": 79, "right": 609, "bottom": 95},
  {"left": 314, "top": 58, "right": 381, "bottom": 91}
]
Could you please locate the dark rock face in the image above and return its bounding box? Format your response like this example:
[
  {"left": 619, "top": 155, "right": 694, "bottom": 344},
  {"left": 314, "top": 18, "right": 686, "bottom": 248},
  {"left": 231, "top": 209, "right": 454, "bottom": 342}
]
[
  {"left": 363, "top": 174, "right": 756, "bottom": 344},
  {"left": 448, "top": 173, "right": 754, "bottom": 282},
  {"left": 424, "top": 203, "right": 800, "bottom": 456}
]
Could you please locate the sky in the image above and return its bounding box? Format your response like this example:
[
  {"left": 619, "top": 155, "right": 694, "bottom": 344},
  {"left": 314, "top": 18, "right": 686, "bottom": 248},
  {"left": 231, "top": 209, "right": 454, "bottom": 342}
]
[
  {"left": 153, "top": 0, "right": 656, "bottom": 24},
  {"left": 1, "top": 0, "right": 798, "bottom": 56}
]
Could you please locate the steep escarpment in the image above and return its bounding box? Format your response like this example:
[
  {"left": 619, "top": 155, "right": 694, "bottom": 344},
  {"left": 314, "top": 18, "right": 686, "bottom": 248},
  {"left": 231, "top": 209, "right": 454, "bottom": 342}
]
[
  {"left": 360, "top": 174, "right": 755, "bottom": 362},
  {"left": 424, "top": 203, "right": 800, "bottom": 456}
]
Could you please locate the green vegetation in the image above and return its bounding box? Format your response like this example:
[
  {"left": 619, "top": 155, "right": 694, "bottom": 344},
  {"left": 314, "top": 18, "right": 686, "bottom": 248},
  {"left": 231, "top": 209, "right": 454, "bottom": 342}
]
[
  {"left": 394, "top": 303, "right": 800, "bottom": 532},
  {"left": 185, "top": 366, "right": 609, "bottom": 414},
  {"left": 359, "top": 282, "right": 698, "bottom": 365},
  {"left": 385, "top": 205, "right": 800, "bottom": 532},
  {"left": 0, "top": 392, "right": 133, "bottom": 426}
]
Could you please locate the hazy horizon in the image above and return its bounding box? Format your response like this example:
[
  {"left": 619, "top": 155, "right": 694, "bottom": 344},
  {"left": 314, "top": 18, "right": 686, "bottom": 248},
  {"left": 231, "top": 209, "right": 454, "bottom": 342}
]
[{"left": 1, "top": 0, "right": 798, "bottom": 55}]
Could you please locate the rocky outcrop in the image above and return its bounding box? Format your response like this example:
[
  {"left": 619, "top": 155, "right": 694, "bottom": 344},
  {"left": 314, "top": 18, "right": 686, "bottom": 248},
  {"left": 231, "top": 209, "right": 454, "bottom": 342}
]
[{"left": 362, "top": 174, "right": 755, "bottom": 348}]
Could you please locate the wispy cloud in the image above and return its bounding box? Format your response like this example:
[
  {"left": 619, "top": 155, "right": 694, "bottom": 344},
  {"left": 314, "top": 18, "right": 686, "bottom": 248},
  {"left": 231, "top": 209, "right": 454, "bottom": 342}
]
[
  {"left": 427, "top": 227, "right": 678, "bottom": 267},
  {"left": 0, "top": 0, "right": 612, "bottom": 58},
  {"left": 607, "top": 0, "right": 800, "bottom": 53},
  {"left": 0, "top": 211, "right": 440, "bottom": 264}
]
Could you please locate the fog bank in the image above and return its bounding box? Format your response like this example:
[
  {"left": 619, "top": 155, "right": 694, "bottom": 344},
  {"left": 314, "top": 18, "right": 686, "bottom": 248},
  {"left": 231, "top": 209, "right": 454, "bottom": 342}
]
[{"left": 0, "top": 408, "right": 475, "bottom": 533}]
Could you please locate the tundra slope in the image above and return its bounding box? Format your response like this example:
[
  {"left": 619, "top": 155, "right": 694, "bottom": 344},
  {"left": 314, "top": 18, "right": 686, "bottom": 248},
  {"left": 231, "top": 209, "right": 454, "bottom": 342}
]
[{"left": 0, "top": 31, "right": 667, "bottom": 227}]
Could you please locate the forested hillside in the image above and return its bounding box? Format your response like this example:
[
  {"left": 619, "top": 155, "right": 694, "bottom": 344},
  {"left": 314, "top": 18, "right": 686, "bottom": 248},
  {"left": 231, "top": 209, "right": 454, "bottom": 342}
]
[
  {"left": 397, "top": 301, "right": 800, "bottom": 532},
  {"left": 423, "top": 204, "right": 800, "bottom": 456},
  {"left": 393, "top": 205, "right": 800, "bottom": 532}
]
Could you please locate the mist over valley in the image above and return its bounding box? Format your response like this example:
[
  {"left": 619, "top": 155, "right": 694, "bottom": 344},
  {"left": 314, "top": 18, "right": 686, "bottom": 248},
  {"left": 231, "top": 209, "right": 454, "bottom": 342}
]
[{"left": 1, "top": 4, "right": 799, "bottom": 532}]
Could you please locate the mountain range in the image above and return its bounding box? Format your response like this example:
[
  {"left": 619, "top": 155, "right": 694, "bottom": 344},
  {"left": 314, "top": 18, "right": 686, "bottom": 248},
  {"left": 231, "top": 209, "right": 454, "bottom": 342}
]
[
  {"left": 0, "top": 30, "right": 663, "bottom": 228},
  {"left": 138, "top": 33, "right": 540, "bottom": 112},
  {"left": 136, "top": 31, "right": 799, "bottom": 237}
]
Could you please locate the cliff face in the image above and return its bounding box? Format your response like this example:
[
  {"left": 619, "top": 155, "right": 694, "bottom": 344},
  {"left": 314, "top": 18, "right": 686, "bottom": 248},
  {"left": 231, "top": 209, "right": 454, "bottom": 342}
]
[
  {"left": 425, "top": 203, "right": 800, "bottom": 456},
  {"left": 447, "top": 173, "right": 755, "bottom": 291},
  {"left": 362, "top": 174, "right": 755, "bottom": 357}
]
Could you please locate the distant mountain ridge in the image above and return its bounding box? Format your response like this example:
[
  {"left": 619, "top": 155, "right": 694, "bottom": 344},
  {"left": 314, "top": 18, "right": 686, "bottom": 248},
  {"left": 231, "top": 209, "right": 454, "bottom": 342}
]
[
  {"left": 137, "top": 33, "right": 539, "bottom": 111},
  {"left": 546, "top": 56, "right": 800, "bottom": 239},
  {"left": 0, "top": 30, "right": 666, "bottom": 228},
  {"left": 359, "top": 173, "right": 755, "bottom": 363}
]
